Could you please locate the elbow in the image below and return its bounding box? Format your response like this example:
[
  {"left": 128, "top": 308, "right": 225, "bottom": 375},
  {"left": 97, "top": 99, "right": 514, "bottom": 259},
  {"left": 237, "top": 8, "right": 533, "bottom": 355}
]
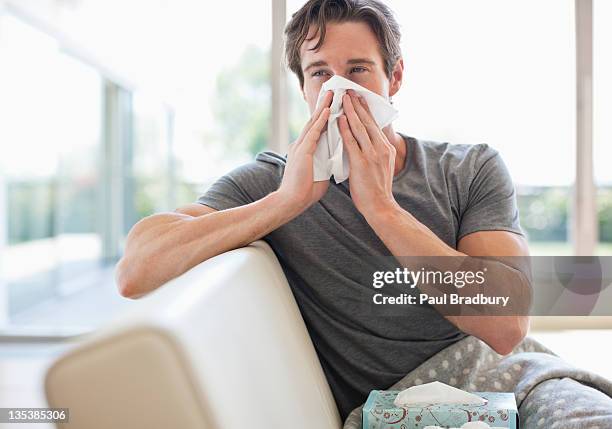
[
  {"left": 490, "top": 338, "right": 518, "bottom": 356},
  {"left": 115, "top": 212, "right": 184, "bottom": 299},
  {"left": 489, "top": 316, "right": 530, "bottom": 356},
  {"left": 115, "top": 257, "right": 143, "bottom": 299},
  {"left": 115, "top": 252, "right": 168, "bottom": 299}
]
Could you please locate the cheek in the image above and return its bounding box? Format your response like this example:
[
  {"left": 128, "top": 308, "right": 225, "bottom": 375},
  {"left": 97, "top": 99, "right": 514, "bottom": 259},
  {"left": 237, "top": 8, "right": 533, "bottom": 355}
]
[
  {"left": 303, "top": 81, "right": 322, "bottom": 114},
  {"left": 362, "top": 78, "right": 387, "bottom": 98},
  {"left": 355, "top": 70, "right": 390, "bottom": 98}
]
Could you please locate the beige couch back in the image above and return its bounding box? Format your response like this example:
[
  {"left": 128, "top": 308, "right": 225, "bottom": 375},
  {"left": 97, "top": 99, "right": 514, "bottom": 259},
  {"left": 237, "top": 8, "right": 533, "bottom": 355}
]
[{"left": 45, "top": 241, "right": 342, "bottom": 429}]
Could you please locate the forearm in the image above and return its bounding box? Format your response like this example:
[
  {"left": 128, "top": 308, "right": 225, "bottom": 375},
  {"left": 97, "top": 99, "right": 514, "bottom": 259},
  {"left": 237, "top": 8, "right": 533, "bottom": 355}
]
[
  {"left": 364, "top": 202, "right": 531, "bottom": 354},
  {"left": 364, "top": 200, "right": 460, "bottom": 258},
  {"left": 117, "top": 191, "right": 301, "bottom": 298}
]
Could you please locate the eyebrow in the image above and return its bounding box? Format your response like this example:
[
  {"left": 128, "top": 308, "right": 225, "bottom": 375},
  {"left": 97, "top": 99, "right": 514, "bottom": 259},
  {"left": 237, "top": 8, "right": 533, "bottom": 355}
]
[{"left": 303, "top": 58, "right": 377, "bottom": 73}]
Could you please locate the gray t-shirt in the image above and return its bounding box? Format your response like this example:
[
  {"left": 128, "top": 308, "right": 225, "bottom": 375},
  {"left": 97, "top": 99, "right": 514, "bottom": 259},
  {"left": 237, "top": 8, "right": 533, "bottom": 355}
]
[{"left": 196, "top": 133, "right": 523, "bottom": 420}]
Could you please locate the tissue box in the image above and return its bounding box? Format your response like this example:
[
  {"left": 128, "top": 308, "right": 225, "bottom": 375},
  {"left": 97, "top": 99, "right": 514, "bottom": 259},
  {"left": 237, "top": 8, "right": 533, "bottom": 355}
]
[{"left": 362, "top": 390, "right": 519, "bottom": 429}]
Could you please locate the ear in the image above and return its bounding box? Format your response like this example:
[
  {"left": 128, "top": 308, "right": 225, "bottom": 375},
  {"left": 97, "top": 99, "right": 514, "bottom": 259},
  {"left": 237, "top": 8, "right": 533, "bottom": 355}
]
[{"left": 388, "top": 58, "right": 404, "bottom": 98}]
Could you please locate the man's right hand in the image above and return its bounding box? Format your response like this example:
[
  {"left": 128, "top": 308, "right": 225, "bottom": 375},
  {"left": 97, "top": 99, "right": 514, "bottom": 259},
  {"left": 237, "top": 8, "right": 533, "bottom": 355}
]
[
  {"left": 277, "top": 90, "right": 333, "bottom": 213},
  {"left": 118, "top": 91, "right": 334, "bottom": 299}
]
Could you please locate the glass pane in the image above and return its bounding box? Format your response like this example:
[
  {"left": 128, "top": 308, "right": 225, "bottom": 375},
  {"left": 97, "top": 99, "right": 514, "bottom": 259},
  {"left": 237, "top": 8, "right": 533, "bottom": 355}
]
[
  {"left": 0, "top": 14, "right": 61, "bottom": 308},
  {"left": 131, "top": 93, "right": 171, "bottom": 222},
  {"left": 0, "top": 2, "right": 274, "bottom": 333},
  {"left": 54, "top": 54, "right": 104, "bottom": 296},
  {"left": 6, "top": 2, "right": 273, "bottom": 208},
  {"left": 0, "top": 14, "right": 106, "bottom": 328},
  {"left": 170, "top": 2, "right": 273, "bottom": 205},
  {"left": 384, "top": 0, "right": 576, "bottom": 255},
  {"left": 594, "top": 0, "right": 612, "bottom": 255}
]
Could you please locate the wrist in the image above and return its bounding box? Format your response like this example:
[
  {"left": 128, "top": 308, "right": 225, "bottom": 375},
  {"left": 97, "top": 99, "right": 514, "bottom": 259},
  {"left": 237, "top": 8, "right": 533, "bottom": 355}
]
[
  {"left": 266, "top": 190, "right": 308, "bottom": 221},
  {"left": 360, "top": 197, "right": 403, "bottom": 226}
]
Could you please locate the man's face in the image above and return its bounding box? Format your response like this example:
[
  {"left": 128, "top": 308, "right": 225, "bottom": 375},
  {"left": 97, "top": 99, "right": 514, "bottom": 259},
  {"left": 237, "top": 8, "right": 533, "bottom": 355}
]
[{"left": 299, "top": 21, "right": 398, "bottom": 114}]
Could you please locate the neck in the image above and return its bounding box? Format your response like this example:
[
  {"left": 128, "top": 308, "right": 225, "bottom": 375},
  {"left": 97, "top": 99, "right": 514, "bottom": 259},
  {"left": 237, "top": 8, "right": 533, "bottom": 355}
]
[{"left": 383, "top": 124, "right": 407, "bottom": 176}]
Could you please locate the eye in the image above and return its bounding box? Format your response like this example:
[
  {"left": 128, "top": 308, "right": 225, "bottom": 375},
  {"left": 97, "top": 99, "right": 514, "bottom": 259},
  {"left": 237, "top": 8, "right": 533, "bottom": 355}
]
[
  {"left": 351, "top": 66, "right": 368, "bottom": 73},
  {"left": 312, "top": 70, "right": 330, "bottom": 78}
]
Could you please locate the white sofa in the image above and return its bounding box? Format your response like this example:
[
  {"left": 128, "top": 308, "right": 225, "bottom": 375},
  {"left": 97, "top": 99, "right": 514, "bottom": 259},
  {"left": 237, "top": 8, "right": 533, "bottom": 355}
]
[{"left": 45, "top": 240, "right": 343, "bottom": 429}]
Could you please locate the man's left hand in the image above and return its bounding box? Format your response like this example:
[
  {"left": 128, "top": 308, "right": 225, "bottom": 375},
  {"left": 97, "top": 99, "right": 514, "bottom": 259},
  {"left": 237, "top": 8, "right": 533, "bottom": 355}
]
[{"left": 338, "top": 89, "right": 399, "bottom": 219}]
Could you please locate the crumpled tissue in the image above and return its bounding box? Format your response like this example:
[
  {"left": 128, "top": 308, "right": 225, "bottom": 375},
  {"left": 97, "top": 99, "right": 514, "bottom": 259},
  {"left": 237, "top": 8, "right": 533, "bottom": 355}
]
[{"left": 312, "top": 75, "right": 398, "bottom": 184}]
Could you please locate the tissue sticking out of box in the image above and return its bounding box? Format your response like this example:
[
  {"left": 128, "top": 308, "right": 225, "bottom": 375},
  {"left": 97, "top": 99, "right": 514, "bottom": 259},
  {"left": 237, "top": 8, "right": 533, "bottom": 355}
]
[
  {"left": 394, "top": 381, "right": 487, "bottom": 407},
  {"left": 460, "top": 423, "right": 504, "bottom": 429}
]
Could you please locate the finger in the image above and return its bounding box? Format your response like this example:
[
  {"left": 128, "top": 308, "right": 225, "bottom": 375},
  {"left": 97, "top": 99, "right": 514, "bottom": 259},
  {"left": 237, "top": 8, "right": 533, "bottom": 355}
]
[
  {"left": 348, "top": 90, "right": 385, "bottom": 147},
  {"left": 294, "top": 119, "right": 312, "bottom": 145},
  {"left": 342, "top": 93, "right": 373, "bottom": 154},
  {"left": 312, "top": 90, "right": 333, "bottom": 121},
  {"left": 302, "top": 107, "right": 330, "bottom": 154},
  {"left": 296, "top": 91, "right": 332, "bottom": 145},
  {"left": 338, "top": 114, "right": 361, "bottom": 163}
]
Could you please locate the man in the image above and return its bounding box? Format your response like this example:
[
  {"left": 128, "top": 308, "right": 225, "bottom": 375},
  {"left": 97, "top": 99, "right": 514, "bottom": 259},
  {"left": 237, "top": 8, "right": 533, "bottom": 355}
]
[{"left": 116, "top": 0, "right": 530, "bottom": 420}]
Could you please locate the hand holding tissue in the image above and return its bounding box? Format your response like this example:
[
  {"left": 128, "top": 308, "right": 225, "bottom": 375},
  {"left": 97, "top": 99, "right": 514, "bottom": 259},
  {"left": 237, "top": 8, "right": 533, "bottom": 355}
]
[
  {"left": 362, "top": 381, "right": 519, "bottom": 429},
  {"left": 313, "top": 75, "right": 398, "bottom": 184}
]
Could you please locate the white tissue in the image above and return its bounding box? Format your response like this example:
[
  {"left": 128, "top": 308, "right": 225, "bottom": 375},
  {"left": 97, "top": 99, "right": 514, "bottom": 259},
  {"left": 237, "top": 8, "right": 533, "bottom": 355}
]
[
  {"left": 394, "top": 381, "right": 487, "bottom": 407},
  {"left": 462, "top": 423, "right": 506, "bottom": 429},
  {"left": 312, "top": 75, "right": 398, "bottom": 184},
  {"left": 425, "top": 424, "right": 506, "bottom": 429}
]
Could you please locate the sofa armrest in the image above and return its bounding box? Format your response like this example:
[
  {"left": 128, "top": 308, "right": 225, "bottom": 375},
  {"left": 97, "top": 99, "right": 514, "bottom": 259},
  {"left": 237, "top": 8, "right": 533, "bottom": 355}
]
[{"left": 45, "top": 240, "right": 342, "bottom": 429}]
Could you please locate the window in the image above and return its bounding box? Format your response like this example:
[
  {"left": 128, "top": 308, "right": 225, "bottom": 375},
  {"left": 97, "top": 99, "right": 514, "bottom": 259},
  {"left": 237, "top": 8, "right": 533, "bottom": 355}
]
[
  {"left": 0, "top": 15, "right": 104, "bottom": 321},
  {"left": 594, "top": 0, "right": 612, "bottom": 255},
  {"left": 131, "top": 93, "right": 173, "bottom": 221},
  {"left": 170, "top": 2, "right": 273, "bottom": 205},
  {"left": 0, "top": 2, "right": 274, "bottom": 334},
  {"left": 386, "top": 0, "right": 576, "bottom": 255}
]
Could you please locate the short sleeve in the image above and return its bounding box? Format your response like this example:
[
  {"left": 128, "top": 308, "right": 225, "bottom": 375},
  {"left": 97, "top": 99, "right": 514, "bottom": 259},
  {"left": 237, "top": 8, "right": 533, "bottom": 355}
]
[
  {"left": 195, "top": 151, "right": 285, "bottom": 211},
  {"left": 457, "top": 146, "right": 524, "bottom": 240}
]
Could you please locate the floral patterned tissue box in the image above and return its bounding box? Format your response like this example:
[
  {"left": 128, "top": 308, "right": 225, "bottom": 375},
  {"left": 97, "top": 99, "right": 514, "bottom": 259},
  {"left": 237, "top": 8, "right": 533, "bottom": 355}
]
[{"left": 362, "top": 390, "right": 519, "bottom": 429}]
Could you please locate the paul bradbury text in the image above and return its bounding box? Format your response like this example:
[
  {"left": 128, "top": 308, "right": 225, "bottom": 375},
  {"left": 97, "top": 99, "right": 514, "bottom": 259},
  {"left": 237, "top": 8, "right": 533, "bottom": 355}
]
[{"left": 372, "top": 292, "right": 510, "bottom": 307}]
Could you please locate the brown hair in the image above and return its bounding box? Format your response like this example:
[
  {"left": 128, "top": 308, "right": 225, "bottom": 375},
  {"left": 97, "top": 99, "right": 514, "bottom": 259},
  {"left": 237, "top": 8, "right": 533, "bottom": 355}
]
[{"left": 284, "top": 0, "right": 402, "bottom": 88}]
